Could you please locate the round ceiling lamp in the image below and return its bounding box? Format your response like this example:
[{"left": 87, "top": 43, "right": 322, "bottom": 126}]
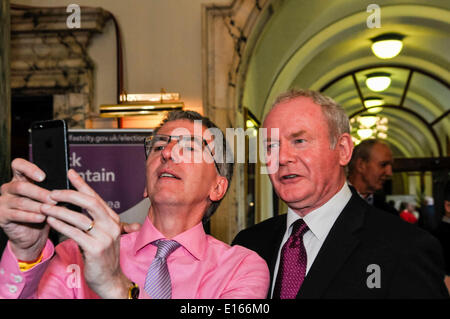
[
  {"left": 371, "top": 33, "right": 404, "bottom": 59},
  {"left": 366, "top": 72, "right": 391, "bottom": 92},
  {"left": 357, "top": 128, "right": 374, "bottom": 139},
  {"left": 364, "top": 97, "right": 384, "bottom": 113},
  {"left": 364, "top": 97, "right": 383, "bottom": 107},
  {"left": 358, "top": 115, "right": 378, "bottom": 128}
]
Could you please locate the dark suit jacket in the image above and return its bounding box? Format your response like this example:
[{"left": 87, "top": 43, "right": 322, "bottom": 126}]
[
  {"left": 232, "top": 195, "right": 449, "bottom": 299},
  {"left": 433, "top": 220, "right": 450, "bottom": 275},
  {"left": 348, "top": 184, "right": 398, "bottom": 216},
  {"left": 373, "top": 191, "right": 399, "bottom": 216}
]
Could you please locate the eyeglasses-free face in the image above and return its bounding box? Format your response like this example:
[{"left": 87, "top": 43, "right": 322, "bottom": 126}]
[{"left": 144, "top": 134, "right": 220, "bottom": 172}]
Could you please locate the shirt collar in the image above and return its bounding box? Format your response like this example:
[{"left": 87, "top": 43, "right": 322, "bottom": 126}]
[
  {"left": 133, "top": 216, "right": 207, "bottom": 260},
  {"left": 286, "top": 182, "right": 352, "bottom": 242},
  {"left": 348, "top": 181, "right": 373, "bottom": 203}
]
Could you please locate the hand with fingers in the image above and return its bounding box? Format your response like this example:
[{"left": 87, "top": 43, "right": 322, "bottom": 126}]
[
  {"left": 0, "top": 158, "right": 57, "bottom": 262},
  {"left": 41, "top": 169, "right": 133, "bottom": 299}
]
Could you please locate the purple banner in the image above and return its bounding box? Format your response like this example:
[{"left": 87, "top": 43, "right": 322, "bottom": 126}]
[{"left": 68, "top": 129, "right": 153, "bottom": 214}]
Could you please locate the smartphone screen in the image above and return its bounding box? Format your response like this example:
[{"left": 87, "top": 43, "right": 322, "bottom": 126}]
[{"left": 31, "top": 120, "right": 70, "bottom": 191}]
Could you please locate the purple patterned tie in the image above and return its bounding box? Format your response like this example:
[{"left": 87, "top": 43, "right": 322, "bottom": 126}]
[
  {"left": 273, "top": 219, "right": 309, "bottom": 299},
  {"left": 144, "top": 239, "right": 181, "bottom": 299}
]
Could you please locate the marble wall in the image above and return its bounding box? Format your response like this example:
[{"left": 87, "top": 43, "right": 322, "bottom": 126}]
[{"left": 10, "top": 5, "right": 110, "bottom": 128}]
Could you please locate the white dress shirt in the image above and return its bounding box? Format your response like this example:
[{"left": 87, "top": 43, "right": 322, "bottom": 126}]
[{"left": 270, "top": 182, "right": 352, "bottom": 297}]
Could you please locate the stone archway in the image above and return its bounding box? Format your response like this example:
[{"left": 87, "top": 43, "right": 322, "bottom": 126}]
[
  {"left": 202, "top": 0, "right": 450, "bottom": 241},
  {"left": 202, "top": 0, "right": 275, "bottom": 242}
]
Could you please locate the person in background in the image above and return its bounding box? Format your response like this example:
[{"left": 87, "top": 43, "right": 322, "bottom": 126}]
[
  {"left": 419, "top": 196, "right": 439, "bottom": 233},
  {"left": 399, "top": 202, "right": 419, "bottom": 224},
  {"left": 233, "top": 89, "right": 448, "bottom": 299},
  {"left": 347, "top": 139, "right": 398, "bottom": 216},
  {"left": 0, "top": 110, "right": 269, "bottom": 299}
]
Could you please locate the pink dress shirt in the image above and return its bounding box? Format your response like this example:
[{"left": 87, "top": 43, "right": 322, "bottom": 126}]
[{"left": 0, "top": 217, "right": 269, "bottom": 299}]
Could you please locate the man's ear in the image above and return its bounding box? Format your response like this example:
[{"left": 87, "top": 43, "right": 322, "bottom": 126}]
[
  {"left": 143, "top": 187, "right": 148, "bottom": 198},
  {"left": 336, "top": 133, "right": 354, "bottom": 166},
  {"left": 444, "top": 200, "right": 450, "bottom": 214},
  {"left": 355, "top": 157, "right": 367, "bottom": 173},
  {"left": 209, "top": 176, "right": 228, "bottom": 202}
]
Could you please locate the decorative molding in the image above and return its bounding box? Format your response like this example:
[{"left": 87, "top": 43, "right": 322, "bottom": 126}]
[
  {"left": 202, "top": 0, "right": 273, "bottom": 243},
  {"left": 202, "top": 0, "right": 271, "bottom": 119},
  {"left": 10, "top": 6, "right": 111, "bottom": 128}
]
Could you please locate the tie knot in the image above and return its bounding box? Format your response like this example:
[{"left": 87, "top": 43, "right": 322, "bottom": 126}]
[
  {"left": 152, "top": 239, "right": 181, "bottom": 259},
  {"left": 291, "top": 219, "right": 309, "bottom": 238}
]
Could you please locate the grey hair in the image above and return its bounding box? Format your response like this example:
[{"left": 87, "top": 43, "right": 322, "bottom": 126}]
[
  {"left": 272, "top": 89, "right": 350, "bottom": 148},
  {"left": 154, "top": 110, "right": 234, "bottom": 221}
]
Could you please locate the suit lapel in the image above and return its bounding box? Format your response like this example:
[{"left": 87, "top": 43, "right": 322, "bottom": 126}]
[
  {"left": 266, "top": 215, "right": 287, "bottom": 296},
  {"left": 297, "top": 195, "right": 366, "bottom": 298}
]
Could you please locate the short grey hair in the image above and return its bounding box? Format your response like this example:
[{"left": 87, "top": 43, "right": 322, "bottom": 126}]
[
  {"left": 154, "top": 110, "right": 234, "bottom": 221},
  {"left": 272, "top": 89, "right": 350, "bottom": 148},
  {"left": 347, "top": 139, "right": 386, "bottom": 177}
]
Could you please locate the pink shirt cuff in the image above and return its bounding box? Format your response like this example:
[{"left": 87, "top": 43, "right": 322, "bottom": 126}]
[{"left": 0, "top": 240, "right": 54, "bottom": 299}]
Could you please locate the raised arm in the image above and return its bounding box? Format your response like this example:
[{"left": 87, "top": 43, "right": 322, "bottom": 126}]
[{"left": 0, "top": 158, "right": 57, "bottom": 298}]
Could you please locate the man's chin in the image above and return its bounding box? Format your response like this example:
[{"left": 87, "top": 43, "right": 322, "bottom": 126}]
[
  {"left": 279, "top": 193, "right": 312, "bottom": 209},
  {"left": 150, "top": 193, "right": 183, "bottom": 206}
]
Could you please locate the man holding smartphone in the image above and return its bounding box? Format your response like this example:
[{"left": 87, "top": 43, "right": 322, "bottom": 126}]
[{"left": 0, "top": 110, "right": 269, "bottom": 299}]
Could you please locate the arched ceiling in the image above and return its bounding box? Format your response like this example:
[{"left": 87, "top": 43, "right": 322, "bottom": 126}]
[{"left": 241, "top": 0, "right": 449, "bottom": 158}]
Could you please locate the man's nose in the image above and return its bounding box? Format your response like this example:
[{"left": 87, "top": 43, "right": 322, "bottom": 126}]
[
  {"left": 161, "top": 140, "right": 178, "bottom": 163},
  {"left": 278, "top": 142, "right": 295, "bottom": 166},
  {"left": 385, "top": 164, "right": 393, "bottom": 177}
]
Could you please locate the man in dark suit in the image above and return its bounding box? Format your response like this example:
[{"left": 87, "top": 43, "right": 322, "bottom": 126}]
[
  {"left": 232, "top": 89, "right": 448, "bottom": 299},
  {"left": 347, "top": 139, "right": 398, "bottom": 216}
]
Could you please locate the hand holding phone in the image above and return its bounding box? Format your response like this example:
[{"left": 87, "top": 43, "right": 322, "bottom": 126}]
[
  {"left": 31, "top": 120, "right": 70, "bottom": 191},
  {"left": 0, "top": 159, "right": 54, "bottom": 262}
]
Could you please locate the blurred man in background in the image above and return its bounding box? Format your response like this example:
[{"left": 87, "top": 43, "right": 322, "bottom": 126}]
[{"left": 347, "top": 139, "right": 398, "bottom": 216}]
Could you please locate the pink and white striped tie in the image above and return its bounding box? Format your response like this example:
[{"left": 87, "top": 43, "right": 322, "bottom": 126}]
[{"left": 144, "top": 239, "right": 181, "bottom": 299}]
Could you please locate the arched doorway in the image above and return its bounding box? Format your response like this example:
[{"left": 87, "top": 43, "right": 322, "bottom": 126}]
[{"left": 203, "top": 0, "right": 449, "bottom": 240}]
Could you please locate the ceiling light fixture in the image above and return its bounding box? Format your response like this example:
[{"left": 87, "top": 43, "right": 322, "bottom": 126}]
[
  {"left": 351, "top": 115, "right": 389, "bottom": 141},
  {"left": 364, "top": 97, "right": 384, "bottom": 108},
  {"left": 364, "top": 97, "right": 384, "bottom": 113},
  {"left": 366, "top": 72, "right": 391, "bottom": 92},
  {"left": 371, "top": 33, "right": 404, "bottom": 59},
  {"left": 367, "top": 107, "right": 383, "bottom": 114},
  {"left": 357, "top": 128, "right": 374, "bottom": 139},
  {"left": 358, "top": 116, "right": 378, "bottom": 128}
]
